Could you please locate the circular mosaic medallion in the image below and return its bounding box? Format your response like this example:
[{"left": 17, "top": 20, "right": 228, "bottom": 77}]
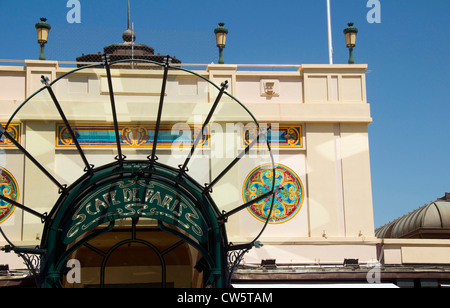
[
  {"left": 0, "top": 168, "right": 19, "bottom": 224},
  {"left": 243, "top": 164, "right": 304, "bottom": 224}
]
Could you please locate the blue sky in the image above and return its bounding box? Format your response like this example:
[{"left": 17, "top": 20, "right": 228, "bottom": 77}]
[{"left": 0, "top": 0, "right": 449, "bottom": 228}]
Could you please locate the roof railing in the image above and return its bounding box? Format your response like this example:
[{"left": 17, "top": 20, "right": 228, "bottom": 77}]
[{"left": 0, "top": 59, "right": 303, "bottom": 71}]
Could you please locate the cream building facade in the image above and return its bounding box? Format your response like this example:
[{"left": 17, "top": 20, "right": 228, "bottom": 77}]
[
  {"left": 0, "top": 59, "right": 448, "bottom": 287},
  {"left": 0, "top": 60, "right": 374, "bottom": 265}
]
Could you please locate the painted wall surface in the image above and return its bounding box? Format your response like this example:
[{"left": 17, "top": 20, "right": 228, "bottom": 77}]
[{"left": 0, "top": 61, "right": 380, "bottom": 267}]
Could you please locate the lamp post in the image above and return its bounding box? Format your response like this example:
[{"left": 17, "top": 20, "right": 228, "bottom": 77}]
[
  {"left": 343, "top": 22, "right": 358, "bottom": 64},
  {"left": 35, "top": 18, "right": 51, "bottom": 60},
  {"left": 214, "top": 23, "right": 228, "bottom": 64}
]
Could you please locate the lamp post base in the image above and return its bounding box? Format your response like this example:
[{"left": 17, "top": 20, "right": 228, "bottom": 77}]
[
  {"left": 218, "top": 47, "right": 224, "bottom": 64},
  {"left": 39, "top": 44, "right": 46, "bottom": 61},
  {"left": 348, "top": 47, "right": 354, "bottom": 64}
]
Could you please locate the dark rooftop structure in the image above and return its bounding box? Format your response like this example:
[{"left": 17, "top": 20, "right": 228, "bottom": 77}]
[
  {"left": 376, "top": 193, "right": 450, "bottom": 239},
  {"left": 76, "top": 2, "right": 180, "bottom": 68}
]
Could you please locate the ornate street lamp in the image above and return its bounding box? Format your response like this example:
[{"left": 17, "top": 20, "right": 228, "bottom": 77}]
[
  {"left": 35, "top": 18, "right": 51, "bottom": 60},
  {"left": 214, "top": 22, "right": 228, "bottom": 64},
  {"left": 343, "top": 22, "right": 358, "bottom": 64}
]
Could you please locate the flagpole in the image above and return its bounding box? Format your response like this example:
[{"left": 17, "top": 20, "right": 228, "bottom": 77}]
[{"left": 327, "top": 0, "right": 333, "bottom": 64}]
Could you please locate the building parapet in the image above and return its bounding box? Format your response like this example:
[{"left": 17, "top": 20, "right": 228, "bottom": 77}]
[
  {"left": 380, "top": 238, "right": 450, "bottom": 265},
  {"left": 0, "top": 60, "right": 371, "bottom": 124}
]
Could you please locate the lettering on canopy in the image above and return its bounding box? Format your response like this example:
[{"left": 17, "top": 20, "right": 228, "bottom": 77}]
[{"left": 63, "top": 179, "right": 206, "bottom": 244}]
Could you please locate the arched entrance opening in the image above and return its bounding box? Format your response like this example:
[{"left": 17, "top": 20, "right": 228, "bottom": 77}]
[{"left": 62, "top": 219, "right": 205, "bottom": 288}]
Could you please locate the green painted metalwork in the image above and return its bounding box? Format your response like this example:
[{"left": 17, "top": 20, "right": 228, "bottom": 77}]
[
  {"left": 39, "top": 161, "right": 225, "bottom": 288},
  {"left": 344, "top": 23, "right": 358, "bottom": 64},
  {"left": 0, "top": 58, "right": 276, "bottom": 288},
  {"left": 35, "top": 18, "right": 51, "bottom": 60},
  {"left": 62, "top": 177, "right": 207, "bottom": 244}
]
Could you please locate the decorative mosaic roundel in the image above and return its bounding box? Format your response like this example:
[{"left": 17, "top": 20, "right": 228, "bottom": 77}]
[
  {"left": 0, "top": 168, "right": 19, "bottom": 224},
  {"left": 243, "top": 164, "right": 304, "bottom": 224}
]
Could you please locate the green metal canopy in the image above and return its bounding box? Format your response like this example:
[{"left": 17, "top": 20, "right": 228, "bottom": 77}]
[{"left": 0, "top": 58, "right": 276, "bottom": 288}]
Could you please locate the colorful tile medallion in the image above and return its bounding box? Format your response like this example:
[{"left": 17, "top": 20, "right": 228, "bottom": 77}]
[
  {"left": 243, "top": 164, "right": 304, "bottom": 224},
  {"left": 56, "top": 124, "right": 209, "bottom": 149},
  {"left": 0, "top": 168, "right": 19, "bottom": 224}
]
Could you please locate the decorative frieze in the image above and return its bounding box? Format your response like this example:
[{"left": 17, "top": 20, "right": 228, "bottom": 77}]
[{"left": 56, "top": 123, "right": 209, "bottom": 149}]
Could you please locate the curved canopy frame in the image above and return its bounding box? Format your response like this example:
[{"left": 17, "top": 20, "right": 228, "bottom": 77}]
[{"left": 0, "top": 57, "right": 277, "bottom": 288}]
